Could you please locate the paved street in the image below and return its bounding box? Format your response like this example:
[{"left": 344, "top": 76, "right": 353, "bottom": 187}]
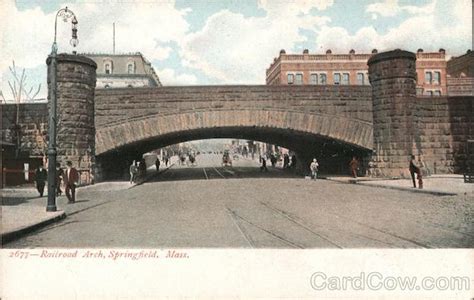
[{"left": 5, "top": 154, "right": 474, "bottom": 248}]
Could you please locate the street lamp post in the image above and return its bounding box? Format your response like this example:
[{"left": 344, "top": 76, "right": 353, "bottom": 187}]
[{"left": 47, "top": 7, "right": 78, "bottom": 212}]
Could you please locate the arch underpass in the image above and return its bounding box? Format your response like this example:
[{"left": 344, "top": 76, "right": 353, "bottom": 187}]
[{"left": 95, "top": 109, "right": 373, "bottom": 179}]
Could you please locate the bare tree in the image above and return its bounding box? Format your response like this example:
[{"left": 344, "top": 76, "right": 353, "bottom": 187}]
[{"left": 2, "top": 60, "right": 42, "bottom": 158}]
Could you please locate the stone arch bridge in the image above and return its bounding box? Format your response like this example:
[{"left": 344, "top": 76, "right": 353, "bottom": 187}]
[{"left": 2, "top": 51, "right": 472, "bottom": 182}]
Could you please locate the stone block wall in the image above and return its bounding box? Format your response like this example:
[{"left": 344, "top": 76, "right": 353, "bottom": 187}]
[
  {"left": 368, "top": 50, "right": 418, "bottom": 177},
  {"left": 46, "top": 54, "right": 97, "bottom": 183},
  {"left": 413, "top": 96, "right": 473, "bottom": 174},
  {"left": 94, "top": 85, "right": 373, "bottom": 128},
  {"left": 1, "top": 103, "right": 48, "bottom": 157}
]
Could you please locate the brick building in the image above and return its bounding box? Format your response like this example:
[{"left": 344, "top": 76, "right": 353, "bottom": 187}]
[
  {"left": 266, "top": 48, "right": 449, "bottom": 96},
  {"left": 84, "top": 52, "right": 161, "bottom": 89},
  {"left": 447, "top": 50, "right": 474, "bottom": 78}
]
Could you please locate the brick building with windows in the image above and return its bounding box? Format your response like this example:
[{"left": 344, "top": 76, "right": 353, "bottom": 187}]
[
  {"left": 84, "top": 52, "right": 162, "bottom": 89},
  {"left": 266, "top": 48, "right": 450, "bottom": 96}
]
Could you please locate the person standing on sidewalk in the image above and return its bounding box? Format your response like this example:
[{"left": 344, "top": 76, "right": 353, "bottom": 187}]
[
  {"left": 310, "top": 159, "right": 319, "bottom": 180},
  {"left": 55, "top": 162, "right": 64, "bottom": 196},
  {"left": 64, "top": 161, "right": 79, "bottom": 203},
  {"left": 349, "top": 156, "right": 359, "bottom": 178},
  {"left": 409, "top": 155, "right": 419, "bottom": 188},
  {"left": 34, "top": 165, "right": 47, "bottom": 197}
]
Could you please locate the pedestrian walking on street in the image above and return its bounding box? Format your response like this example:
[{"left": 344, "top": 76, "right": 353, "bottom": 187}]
[
  {"left": 283, "top": 154, "right": 290, "bottom": 169},
  {"left": 417, "top": 157, "right": 424, "bottom": 189},
  {"left": 64, "top": 161, "right": 79, "bottom": 203},
  {"left": 409, "top": 155, "right": 420, "bottom": 188},
  {"left": 164, "top": 155, "right": 169, "bottom": 167},
  {"left": 270, "top": 153, "right": 277, "bottom": 167},
  {"left": 349, "top": 156, "right": 359, "bottom": 178},
  {"left": 138, "top": 159, "right": 147, "bottom": 182},
  {"left": 260, "top": 155, "right": 268, "bottom": 172},
  {"left": 291, "top": 154, "right": 297, "bottom": 169},
  {"left": 56, "top": 162, "right": 64, "bottom": 196},
  {"left": 129, "top": 160, "right": 138, "bottom": 184},
  {"left": 155, "top": 157, "right": 161, "bottom": 172},
  {"left": 310, "top": 158, "right": 319, "bottom": 180},
  {"left": 34, "top": 165, "right": 47, "bottom": 197}
]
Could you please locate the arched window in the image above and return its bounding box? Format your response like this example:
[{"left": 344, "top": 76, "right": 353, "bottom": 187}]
[
  {"left": 104, "top": 84, "right": 110, "bottom": 88},
  {"left": 104, "top": 61, "right": 113, "bottom": 74},
  {"left": 127, "top": 62, "right": 135, "bottom": 74}
]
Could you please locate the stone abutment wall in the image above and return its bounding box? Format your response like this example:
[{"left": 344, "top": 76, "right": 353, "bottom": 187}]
[{"left": 46, "top": 54, "right": 97, "bottom": 184}]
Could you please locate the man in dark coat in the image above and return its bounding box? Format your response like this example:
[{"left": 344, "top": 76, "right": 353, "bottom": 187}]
[
  {"left": 409, "top": 155, "right": 419, "bottom": 188},
  {"left": 155, "top": 157, "right": 161, "bottom": 172},
  {"left": 283, "top": 154, "right": 290, "bottom": 169},
  {"left": 56, "top": 162, "right": 64, "bottom": 196},
  {"left": 64, "top": 161, "right": 79, "bottom": 203},
  {"left": 35, "top": 165, "right": 47, "bottom": 197}
]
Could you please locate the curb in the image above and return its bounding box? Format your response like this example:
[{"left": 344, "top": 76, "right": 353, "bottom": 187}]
[
  {"left": 325, "top": 178, "right": 458, "bottom": 196},
  {"left": 1, "top": 211, "right": 67, "bottom": 245}
]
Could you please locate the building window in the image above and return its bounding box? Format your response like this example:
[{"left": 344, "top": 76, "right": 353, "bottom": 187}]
[
  {"left": 433, "top": 71, "right": 441, "bottom": 84},
  {"left": 310, "top": 74, "right": 318, "bottom": 85},
  {"left": 127, "top": 63, "right": 135, "bottom": 74},
  {"left": 357, "top": 73, "right": 365, "bottom": 85},
  {"left": 342, "top": 73, "right": 350, "bottom": 85},
  {"left": 334, "top": 73, "right": 341, "bottom": 85},
  {"left": 287, "top": 74, "right": 294, "bottom": 84},
  {"left": 295, "top": 73, "right": 303, "bottom": 85},
  {"left": 104, "top": 63, "right": 112, "bottom": 74},
  {"left": 104, "top": 84, "right": 110, "bottom": 89},
  {"left": 319, "top": 74, "right": 327, "bottom": 84},
  {"left": 127, "top": 84, "right": 133, "bottom": 88},
  {"left": 425, "top": 71, "right": 432, "bottom": 84}
]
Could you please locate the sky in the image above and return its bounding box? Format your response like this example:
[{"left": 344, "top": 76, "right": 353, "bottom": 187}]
[{"left": 0, "top": 0, "right": 472, "bottom": 100}]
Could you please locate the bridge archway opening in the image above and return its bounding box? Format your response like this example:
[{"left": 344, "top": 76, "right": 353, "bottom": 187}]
[{"left": 95, "top": 126, "right": 372, "bottom": 180}]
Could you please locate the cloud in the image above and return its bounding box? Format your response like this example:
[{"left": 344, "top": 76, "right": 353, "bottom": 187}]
[
  {"left": 0, "top": 0, "right": 190, "bottom": 98},
  {"left": 258, "top": 0, "right": 334, "bottom": 15},
  {"left": 158, "top": 68, "right": 197, "bottom": 85},
  {"left": 317, "top": 0, "right": 471, "bottom": 54},
  {"left": 180, "top": 2, "right": 332, "bottom": 84},
  {"left": 367, "top": 0, "right": 436, "bottom": 17}
]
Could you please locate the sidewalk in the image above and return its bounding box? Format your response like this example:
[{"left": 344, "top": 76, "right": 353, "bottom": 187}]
[
  {"left": 326, "top": 174, "right": 474, "bottom": 196},
  {"left": 1, "top": 162, "right": 177, "bottom": 244}
]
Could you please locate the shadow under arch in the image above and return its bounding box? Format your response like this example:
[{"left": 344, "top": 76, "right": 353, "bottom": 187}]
[{"left": 95, "top": 110, "right": 373, "bottom": 180}]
